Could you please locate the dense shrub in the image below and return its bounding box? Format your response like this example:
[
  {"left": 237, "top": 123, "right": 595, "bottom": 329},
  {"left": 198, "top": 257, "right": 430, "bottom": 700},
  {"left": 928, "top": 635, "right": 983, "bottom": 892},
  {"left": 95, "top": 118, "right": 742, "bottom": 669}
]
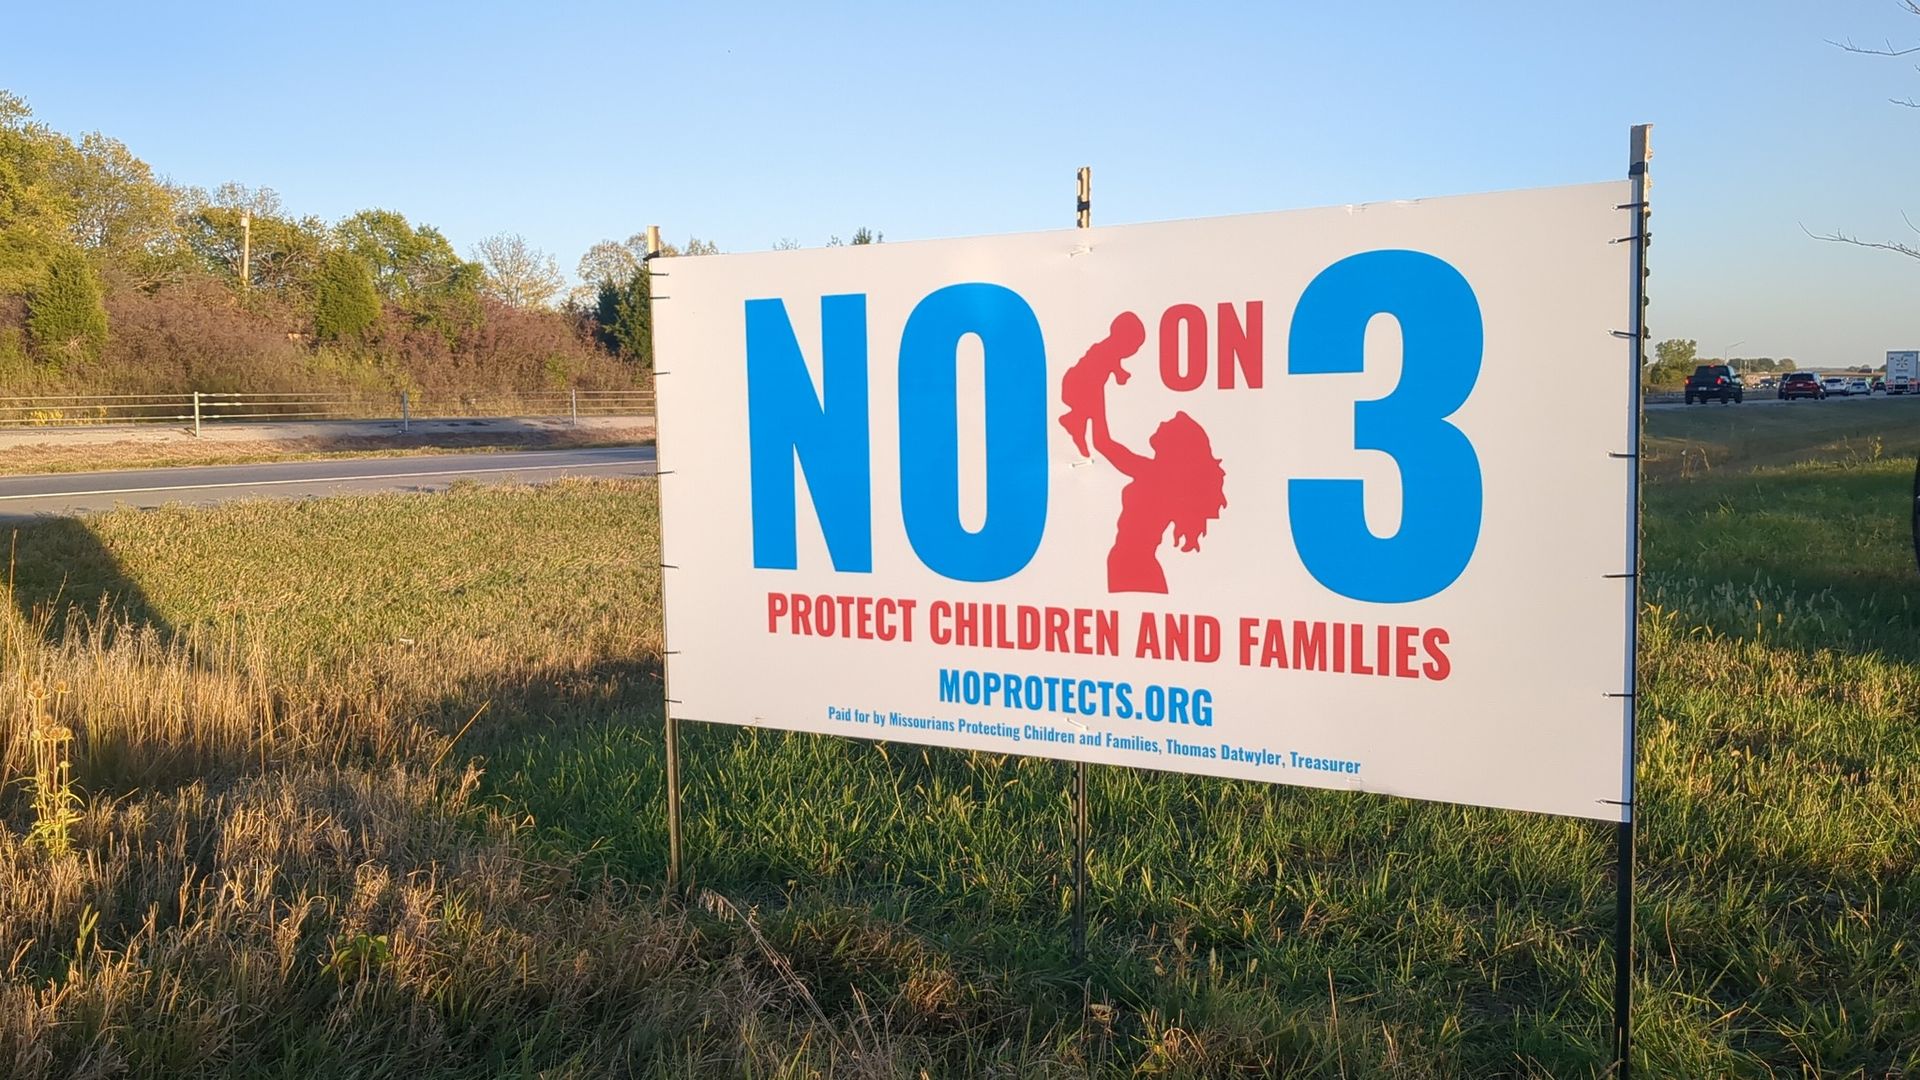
[
  {"left": 593, "top": 271, "right": 652, "bottom": 368},
  {"left": 311, "top": 250, "right": 380, "bottom": 342},
  {"left": 94, "top": 275, "right": 308, "bottom": 393},
  {"left": 0, "top": 294, "right": 34, "bottom": 390},
  {"left": 25, "top": 247, "right": 107, "bottom": 366},
  {"left": 369, "top": 298, "right": 635, "bottom": 398}
]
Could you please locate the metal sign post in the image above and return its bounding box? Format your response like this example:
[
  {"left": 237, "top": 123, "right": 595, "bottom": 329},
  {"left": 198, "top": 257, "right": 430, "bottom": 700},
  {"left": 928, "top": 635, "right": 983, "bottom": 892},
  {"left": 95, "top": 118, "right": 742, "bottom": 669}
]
[
  {"left": 650, "top": 222, "right": 686, "bottom": 891},
  {"left": 1072, "top": 166, "right": 1092, "bottom": 967},
  {"left": 1909, "top": 452, "right": 1919, "bottom": 572},
  {"left": 1613, "top": 122, "right": 1652, "bottom": 1079}
]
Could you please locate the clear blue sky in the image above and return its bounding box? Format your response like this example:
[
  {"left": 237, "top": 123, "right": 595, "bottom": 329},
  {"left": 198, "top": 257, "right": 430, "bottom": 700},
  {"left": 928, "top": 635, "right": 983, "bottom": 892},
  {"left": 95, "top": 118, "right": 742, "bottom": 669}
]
[{"left": 5, "top": 1, "right": 1918, "bottom": 365}]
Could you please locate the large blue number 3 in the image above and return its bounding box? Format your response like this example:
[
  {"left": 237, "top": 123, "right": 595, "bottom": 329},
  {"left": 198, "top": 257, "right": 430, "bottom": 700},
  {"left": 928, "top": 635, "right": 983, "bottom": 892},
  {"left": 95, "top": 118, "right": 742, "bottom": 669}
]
[{"left": 1287, "top": 250, "right": 1483, "bottom": 603}]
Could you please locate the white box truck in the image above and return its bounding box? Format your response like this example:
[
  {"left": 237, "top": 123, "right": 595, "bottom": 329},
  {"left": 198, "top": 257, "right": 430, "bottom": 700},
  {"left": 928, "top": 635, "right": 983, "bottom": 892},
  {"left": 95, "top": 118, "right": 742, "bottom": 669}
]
[{"left": 1888, "top": 350, "right": 1918, "bottom": 395}]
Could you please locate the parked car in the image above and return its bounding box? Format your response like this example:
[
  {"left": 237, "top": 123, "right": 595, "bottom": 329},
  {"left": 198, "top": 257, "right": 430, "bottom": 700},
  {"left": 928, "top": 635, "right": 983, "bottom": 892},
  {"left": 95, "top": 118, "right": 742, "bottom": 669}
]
[
  {"left": 1823, "top": 376, "right": 1851, "bottom": 396},
  {"left": 1684, "top": 364, "right": 1744, "bottom": 404},
  {"left": 1874, "top": 379, "right": 1886, "bottom": 393},
  {"left": 1779, "top": 372, "right": 1826, "bottom": 400},
  {"left": 1849, "top": 378, "right": 1872, "bottom": 396}
]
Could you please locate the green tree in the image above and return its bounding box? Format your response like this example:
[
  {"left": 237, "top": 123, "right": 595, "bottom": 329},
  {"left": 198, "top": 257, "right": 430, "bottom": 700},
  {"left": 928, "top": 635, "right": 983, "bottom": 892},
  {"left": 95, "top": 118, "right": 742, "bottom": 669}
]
[
  {"left": 576, "top": 237, "right": 641, "bottom": 282},
  {"left": 594, "top": 268, "right": 653, "bottom": 368},
  {"left": 1647, "top": 338, "right": 1697, "bottom": 388},
  {"left": 571, "top": 232, "right": 709, "bottom": 306},
  {"left": 336, "top": 209, "right": 477, "bottom": 302},
  {"left": 572, "top": 237, "right": 641, "bottom": 308},
  {"left": 207, "top": 181, "right": 282, "bottom": 219},
  {"left": 53, "top": 131, "right": 181, "bottom": 282},
  {"left": 27, "top": 245, "right": 107, "bottom": 365},
  {"left": 177, "top": 184, "right": 330, "bottom": 295},
  {"left": 336, "top": 209, "right": 482, "bottom": 342},
  {"left": 0, "top": 90, "right": 75, "bottom": 293},
  {"left": 828, "top": 228, "right": 883, "bottom": 247},
  {"left": 473, "top": 232, "right": 563, "bottom": 309},
  {"left": 575, "top": 230, "right": 720, "bottom": 365},
  {"left": 311, "top": 250, "right": 381, "bottom": 342}
]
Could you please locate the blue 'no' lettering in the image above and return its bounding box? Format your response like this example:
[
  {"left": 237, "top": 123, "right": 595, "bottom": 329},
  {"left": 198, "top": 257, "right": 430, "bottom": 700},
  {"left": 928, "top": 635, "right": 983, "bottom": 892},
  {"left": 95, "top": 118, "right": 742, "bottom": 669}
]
[
  {"left": 746, "top": 294, "right": 872, "bottom": 571},
  {"left": 898, "top": 284, "right": 1049, "bottom": 582},
  {"left": 745, "top": 284, "right": 1049, "bottom": 581}
]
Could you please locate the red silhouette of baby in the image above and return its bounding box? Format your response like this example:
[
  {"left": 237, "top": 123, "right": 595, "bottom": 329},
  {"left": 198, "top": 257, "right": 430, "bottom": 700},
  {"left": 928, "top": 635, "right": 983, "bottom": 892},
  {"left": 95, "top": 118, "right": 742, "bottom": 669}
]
[{"left": 1058, "top": 311, "right": 1145, "bottom": 457}]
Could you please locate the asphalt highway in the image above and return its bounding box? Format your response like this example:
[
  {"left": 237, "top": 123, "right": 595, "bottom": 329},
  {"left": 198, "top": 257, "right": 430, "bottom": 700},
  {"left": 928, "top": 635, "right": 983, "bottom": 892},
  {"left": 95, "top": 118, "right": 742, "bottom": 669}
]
[
  {"left": 0, "top": 446, "right": 658, "bottom": 521},
  {"left": 1645, "top": 391, "right": 1918, "bottom": 411}
]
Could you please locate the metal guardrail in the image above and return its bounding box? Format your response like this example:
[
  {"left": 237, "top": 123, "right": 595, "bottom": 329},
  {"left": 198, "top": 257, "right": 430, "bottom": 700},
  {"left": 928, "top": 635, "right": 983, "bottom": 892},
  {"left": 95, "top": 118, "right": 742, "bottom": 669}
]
[{"left": 0, "top": 389, "right": 655, "bottom": 435}]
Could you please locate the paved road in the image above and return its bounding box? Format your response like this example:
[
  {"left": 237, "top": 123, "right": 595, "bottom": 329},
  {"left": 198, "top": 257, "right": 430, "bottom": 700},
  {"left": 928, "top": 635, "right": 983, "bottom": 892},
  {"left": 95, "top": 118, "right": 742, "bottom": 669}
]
[
  {"left": 0, "top": 446, "right": 658, "bottom": 520},
  {"left": 1646, "top": 392, "right": 1920, "bottom": 411}
]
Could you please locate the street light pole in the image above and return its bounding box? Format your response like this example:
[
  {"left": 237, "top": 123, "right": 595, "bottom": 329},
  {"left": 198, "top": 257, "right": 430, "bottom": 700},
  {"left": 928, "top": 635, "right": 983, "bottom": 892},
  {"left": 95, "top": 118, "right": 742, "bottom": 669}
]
[{"left": 240, "top": 209, "right": 252, "bottom": 291}]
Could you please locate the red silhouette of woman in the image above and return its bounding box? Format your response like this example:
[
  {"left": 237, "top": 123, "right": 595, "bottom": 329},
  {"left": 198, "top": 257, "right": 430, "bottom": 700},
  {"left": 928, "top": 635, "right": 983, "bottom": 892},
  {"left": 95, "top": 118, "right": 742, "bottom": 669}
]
[{"left": 1086, "top": 383, "right": 1227, "bottom": 595}]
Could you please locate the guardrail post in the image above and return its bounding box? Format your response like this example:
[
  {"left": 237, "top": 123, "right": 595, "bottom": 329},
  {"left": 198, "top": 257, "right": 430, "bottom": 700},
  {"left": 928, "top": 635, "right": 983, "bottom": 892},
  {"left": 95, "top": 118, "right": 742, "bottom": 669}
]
[
  {"left": 570, "top": 388, "right": 579, "bottom": 427},
  {"left": 401, "top": 391, "right": 410, "bottom": 434},
  {"left": 192, "top": 391, "right": 201, "bottom": 437}
]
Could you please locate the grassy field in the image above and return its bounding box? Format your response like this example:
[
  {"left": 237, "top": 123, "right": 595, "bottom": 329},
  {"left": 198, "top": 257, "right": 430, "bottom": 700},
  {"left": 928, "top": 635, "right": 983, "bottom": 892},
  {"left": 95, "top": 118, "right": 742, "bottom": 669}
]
[
  {"left": 0, "top": 404, "right": 1915, "bottom": 1076},
  {"left": 1644, "top": 397, "right": 1920, "bottom": 479}
]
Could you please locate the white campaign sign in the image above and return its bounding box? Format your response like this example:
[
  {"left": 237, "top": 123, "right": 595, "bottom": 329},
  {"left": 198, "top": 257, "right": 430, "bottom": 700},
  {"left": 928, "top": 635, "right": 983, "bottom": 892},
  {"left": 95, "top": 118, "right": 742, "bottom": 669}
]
[{"left": 655, "top": 183, "right": 1636, "bottom": 821}]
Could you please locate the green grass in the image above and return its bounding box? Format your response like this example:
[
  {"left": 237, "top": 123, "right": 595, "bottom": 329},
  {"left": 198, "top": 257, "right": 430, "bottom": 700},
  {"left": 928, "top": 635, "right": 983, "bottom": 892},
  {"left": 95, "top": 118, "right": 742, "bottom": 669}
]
[{"left": 1, "top": 403, "right": 1916, "bottom": 1076}]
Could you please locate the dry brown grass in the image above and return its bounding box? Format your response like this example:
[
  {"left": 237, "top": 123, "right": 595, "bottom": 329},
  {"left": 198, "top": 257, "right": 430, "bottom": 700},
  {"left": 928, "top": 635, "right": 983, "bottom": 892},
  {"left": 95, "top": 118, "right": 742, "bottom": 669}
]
[
  {"left": 0, "top": 749, "right": 958, "bottom": 1078},
  {"left": 0, "top": 483, "right": 1066, "bottom": 1078}
]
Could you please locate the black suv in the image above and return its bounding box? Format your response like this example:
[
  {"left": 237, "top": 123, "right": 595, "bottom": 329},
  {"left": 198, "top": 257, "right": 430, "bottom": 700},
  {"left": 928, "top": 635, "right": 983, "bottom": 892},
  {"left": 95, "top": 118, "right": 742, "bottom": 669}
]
[
  {"left": 1778, "top": 371, "right": 1825, "bottom": 400},
  {"left": 1684, "top": 364, "right": 1744, "bottom": 405}
]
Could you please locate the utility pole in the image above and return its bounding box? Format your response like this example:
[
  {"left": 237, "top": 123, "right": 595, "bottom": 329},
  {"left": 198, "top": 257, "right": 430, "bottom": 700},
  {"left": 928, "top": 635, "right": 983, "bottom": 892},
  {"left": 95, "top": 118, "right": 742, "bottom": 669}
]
[{"left": 239, "top": 209, "right": 252, "bottom": 291}]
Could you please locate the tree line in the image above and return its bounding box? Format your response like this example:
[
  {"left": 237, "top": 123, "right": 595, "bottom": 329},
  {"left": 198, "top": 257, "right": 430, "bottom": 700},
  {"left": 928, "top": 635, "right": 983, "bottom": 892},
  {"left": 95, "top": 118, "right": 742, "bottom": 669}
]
[
  {"left": 0, "top": 88, "right": 885, "bottom": 398},
  {"left": 1645, "top": 340, "right": 1800, "bottom": 389}
]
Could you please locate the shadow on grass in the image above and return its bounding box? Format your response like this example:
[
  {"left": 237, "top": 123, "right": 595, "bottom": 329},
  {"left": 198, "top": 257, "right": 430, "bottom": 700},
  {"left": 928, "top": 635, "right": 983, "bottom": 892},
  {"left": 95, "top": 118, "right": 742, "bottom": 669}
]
[{"left": 5, "top": 516, "right": 173, "bottom": 643}]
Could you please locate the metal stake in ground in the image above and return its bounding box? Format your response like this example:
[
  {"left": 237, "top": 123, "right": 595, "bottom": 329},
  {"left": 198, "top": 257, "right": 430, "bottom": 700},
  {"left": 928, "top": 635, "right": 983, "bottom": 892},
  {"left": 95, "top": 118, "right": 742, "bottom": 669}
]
[
  {"left": 1614, "top": 122, "right": 1653, "bottom": 1080},
  {"left": 1072, "top": 165, "right": 1092, "bottom": 967},
  {"left": 648, "top": 222, "right": 686, "bottom": 891}
]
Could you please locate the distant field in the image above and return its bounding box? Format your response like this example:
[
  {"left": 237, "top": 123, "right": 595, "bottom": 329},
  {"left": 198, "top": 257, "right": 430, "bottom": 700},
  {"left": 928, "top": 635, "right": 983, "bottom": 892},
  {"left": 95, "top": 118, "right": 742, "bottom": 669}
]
[
  {"left": 1, "top": 410, "right": 1915, "bottom": 1075},
  {"left": 1645, "top": 396, "right": 1920, "bottom": 479}
]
